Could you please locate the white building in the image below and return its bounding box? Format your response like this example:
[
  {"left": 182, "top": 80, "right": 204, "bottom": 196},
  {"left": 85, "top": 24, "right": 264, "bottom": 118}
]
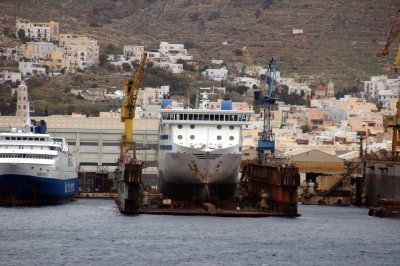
[
  {"left": 153, "top": 62, "right": 183, "bottom": 74},
  {"left": 123, "top": 45, "right": 144, "bottom": 61},
  {"left": 2, "top": 47, "right": 23, "bottom": 61},
  {"left": 19, "top": 61, "right": 47, "bottom": 76},
  {"left": 159, "top": 42, "right": 187, "bottom": 56},
  {"left": 362, "top": 75, "right": 400, "bottom": 100},
  {"left": 378, "top": 90, "right": 397, "bottom": 108},
  {"left": 16, "top": 19, "right": 59, "bottom": 42},
  {"left": 147, "top": 52, "right": 163, "bottom": 63},
  {"left": 288, "top": 84, "right": 312, "bottom": 96},
  {"left": 233, "top": 77, "right": 260, "bottom": 88},
  {"left": 137, "top": 86, "right": 170, "bottom": 106},
  {"left": 202, "top": 67, "right": 228, "bottom": 81},
  {"left": 0, "top": 71, "right": 22, "bottom": 84},
  {"left": 293, "top": 28, "right": 304, "bottom": 35}
]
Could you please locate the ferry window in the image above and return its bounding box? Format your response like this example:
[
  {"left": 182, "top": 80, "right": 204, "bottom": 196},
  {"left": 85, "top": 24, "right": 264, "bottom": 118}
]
[
  {"left": 204, "top": 114, "right": 209, "bottom": 121},
  {"left": 225, "top": 115, "right": 230, "bottom": 121},
  {"left": 190, "top": 125, "right": 195, "bottom": 129},
  {"left": 198, "top": 114, "right": 203, "bottom": 120},
  {"left": 217, "top": 125, "right": 222, "bottom": 130},
  {"left": 174, "top": 114, "right": 178, "bottom": 120},
  {"left": 184, "top": 114, "right": 188, "bottom": 120},
  {"left": 217, "top": 135, "right": 222, "bottom": 140},
  {"left": 178, "top": 135, "right": 183, "bottom": 140},
  {"left": 210, "top": 114, "right": 214, "bottom": 121},
  {"left": 229, "top": 126, "right": 234, "bottom": 130},
  {"left": 6, "top": 137, "right": 10, "bottom": 140},
  {"left": 229, "top": 136, "right": 234, "bottom": 141},
  {"left": 34, "top": 138, "right": 38, "bottom": 141},
  {"left": 162, "top": 114, "right": 167, "bottom": 119},
  {"left": 11, "top": 137, "right": 16, "bottom": 140},
  {"left": 178, "top": 125, "right": 183, "bottom": 129},
  {"left": 179, "top": 114, "right": 183, "bottom": 120},
  {"left": 23, "top": 137, "right": 27, "bottom": 140},
  {"left": 190, "top": 135, "right": 195, "bottom": 140},
  {"left": 234, "top": 115, "right": 238, "bottom": 121},
  {"left": 189, "top": 114, "right": 193, "bottom": 120},
  {"left": 194, "top": 114, "right": 198, "bottom": 120},
  {"left": 215, "top": 115, "right": 220, "bottom": 121},
  {"left": 28, "top": 137, "right": 33, "bottom": 140},
  {"left": 17, "top": 137, "right": 21, "bottom": 140}
]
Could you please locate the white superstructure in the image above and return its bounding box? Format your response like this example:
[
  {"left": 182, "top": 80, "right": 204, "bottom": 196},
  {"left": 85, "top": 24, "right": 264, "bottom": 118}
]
[{"left": 158, "top": 91, "right": 252, "bottom": 200}]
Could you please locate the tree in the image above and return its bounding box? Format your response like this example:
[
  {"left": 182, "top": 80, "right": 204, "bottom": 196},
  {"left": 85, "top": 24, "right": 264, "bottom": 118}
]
[
  {"left": 376, "top": 101, "right": 383, "bottom": 111},
  {"left": 122, "top": 62, "right": 132, "bottom": 72},
  {"left": 300, "top": 124, "right": 311, "bottom": 133},
  {"left": 99, "top": 54, "right": 108, "bottom": 67},
  {"left": 17, "top": 29, "right": 28, "bottom": 43}
]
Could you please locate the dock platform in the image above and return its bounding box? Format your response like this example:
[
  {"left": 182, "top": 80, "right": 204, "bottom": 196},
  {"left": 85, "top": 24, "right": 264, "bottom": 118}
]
[{"left": 116, "top": 200, "right": 300, "bottom": 217}]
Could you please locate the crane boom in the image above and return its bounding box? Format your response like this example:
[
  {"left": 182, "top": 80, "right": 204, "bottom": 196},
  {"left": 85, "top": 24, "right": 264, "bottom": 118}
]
[
  {"left": 377, "top": 9, "right": 400, "bottom": 57},
  {"left": 120, "top": 52, "right": 147, "bottom": 161}
]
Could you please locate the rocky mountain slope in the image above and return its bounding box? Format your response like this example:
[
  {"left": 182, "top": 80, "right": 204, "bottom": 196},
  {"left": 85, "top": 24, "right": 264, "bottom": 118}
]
[{"left": 1, "top": 0, "right": 399, "bottom": 87}]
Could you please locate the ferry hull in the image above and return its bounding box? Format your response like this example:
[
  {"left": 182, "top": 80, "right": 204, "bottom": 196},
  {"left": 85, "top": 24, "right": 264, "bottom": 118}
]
[
  {"left": 159, "top": 177, "right": 237, "bottom": 201},
  {"left": 0, "top": 174, "right": 78, "bottom": 206},
  {"left": 159, "top": 148, "right": 241, "bottom": 201}
]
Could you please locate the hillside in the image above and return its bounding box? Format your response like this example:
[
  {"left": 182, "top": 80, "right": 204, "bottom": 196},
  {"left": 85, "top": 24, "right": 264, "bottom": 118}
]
[{"left": 1, "top": 0, "right": 399, "bottom": 87}]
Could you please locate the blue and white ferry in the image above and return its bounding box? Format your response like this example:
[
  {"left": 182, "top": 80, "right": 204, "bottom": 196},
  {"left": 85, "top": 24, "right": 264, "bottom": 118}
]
[{"left": 0, "top": 107, "right": 78, "bottom": 206}]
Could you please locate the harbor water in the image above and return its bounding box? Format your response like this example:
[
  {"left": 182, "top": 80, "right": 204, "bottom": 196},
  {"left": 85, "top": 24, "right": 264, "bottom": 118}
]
[{"left": 1, "top": 199, "right": 399, "bottom": 266}]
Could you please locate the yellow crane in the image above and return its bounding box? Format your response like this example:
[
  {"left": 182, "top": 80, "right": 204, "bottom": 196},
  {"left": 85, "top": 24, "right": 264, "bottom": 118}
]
[
  {"left": 116, "top": 52, "right": 147, "bottom": 214},
  {"left": 377, "top": 9, "right": 400, "bottom": 71},
  {"left": 120, "top": 52, "right": 148, "bottom": 161},
  {"left": 383, "top": 98, "right": 400, "bottom": 161}
]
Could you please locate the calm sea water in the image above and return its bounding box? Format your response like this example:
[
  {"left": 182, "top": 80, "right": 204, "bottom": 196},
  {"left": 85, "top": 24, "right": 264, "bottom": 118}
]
[{"left": 0, "top": 199, "right": 399, "bottom": 266}]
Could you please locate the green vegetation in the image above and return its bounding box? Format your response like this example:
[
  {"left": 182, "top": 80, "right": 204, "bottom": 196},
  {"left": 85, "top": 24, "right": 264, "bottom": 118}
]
[{"left": 278, "top": 85, "right": 307, "bottom": 106}]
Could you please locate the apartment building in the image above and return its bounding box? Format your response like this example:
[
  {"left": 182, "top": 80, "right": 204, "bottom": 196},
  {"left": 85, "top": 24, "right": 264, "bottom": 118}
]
[
  {"left": 0, "top": 71, "right": 21, "bottom": 84},
  {"left": 16, "top": 19, "right": 59, "bottom": 42},
  {"left": 23, "top": 42, "right": 58, "bottom": 61},
  {"left": 60, "top": 34, "right": 99, "bottom": 71}
]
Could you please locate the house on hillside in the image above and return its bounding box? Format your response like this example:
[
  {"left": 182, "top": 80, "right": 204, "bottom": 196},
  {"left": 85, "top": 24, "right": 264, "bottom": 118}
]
[
  {"left": 202, "top": 67, "right": 228, "bottom": 81},
  {"left": 16, "top": 19, "right": 59, "bottom": 42}
]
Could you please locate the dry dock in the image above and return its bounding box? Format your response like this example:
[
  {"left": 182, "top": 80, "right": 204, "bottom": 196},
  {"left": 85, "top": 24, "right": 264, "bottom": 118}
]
[{"left": 116, "top": 200, "right": 300, "bottom": 217}]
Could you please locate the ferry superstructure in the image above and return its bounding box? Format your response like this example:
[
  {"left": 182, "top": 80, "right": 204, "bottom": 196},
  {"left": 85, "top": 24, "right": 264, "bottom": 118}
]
[
  {"left": 0, "top": 112, "right": 78, "bottom": 206},
  {"left": 158, "top": 92, "right": 253, "bottom": 201}
]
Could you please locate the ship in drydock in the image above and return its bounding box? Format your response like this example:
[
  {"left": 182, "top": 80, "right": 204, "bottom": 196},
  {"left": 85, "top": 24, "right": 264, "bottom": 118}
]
[
  {"left": 0, "top": 82, "right": 78, "bottom": 206},
  {"left": 158, "top": 90, "right": 253, "bottom": 201}
]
